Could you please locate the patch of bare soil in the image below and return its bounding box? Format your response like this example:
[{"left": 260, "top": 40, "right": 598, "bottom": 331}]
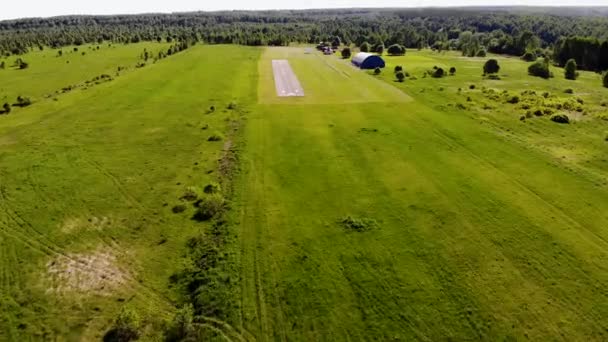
[{"left": 46, "top": 249, "right": 128, "bottom": 295}]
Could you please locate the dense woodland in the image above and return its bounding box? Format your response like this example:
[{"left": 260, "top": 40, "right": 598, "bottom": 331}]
[{"left": 1, "top": 7, "right": 608, "bottom": 71}]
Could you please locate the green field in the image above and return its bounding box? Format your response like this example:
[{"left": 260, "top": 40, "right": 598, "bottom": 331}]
[{"left": 1, "top": 44, "right": 607, "bottom": 340}]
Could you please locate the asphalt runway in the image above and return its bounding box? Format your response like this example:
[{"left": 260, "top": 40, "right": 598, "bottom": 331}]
[{"left": 272, "top": 60, "right": 305, "bottom": 97}]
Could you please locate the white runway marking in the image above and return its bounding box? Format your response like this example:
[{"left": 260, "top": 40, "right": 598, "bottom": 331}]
[{"left": 272, "top": 60, "right": 305, "bottom": 97}]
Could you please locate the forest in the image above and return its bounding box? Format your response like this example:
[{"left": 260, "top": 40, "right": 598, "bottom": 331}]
[{"left": 1, "top": 7, "right": 608, "bottom": 70}]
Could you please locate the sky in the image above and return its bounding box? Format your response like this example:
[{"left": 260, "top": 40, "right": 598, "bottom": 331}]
[{"left": 1, "top": 0, "right": 607, "bottom": 20}]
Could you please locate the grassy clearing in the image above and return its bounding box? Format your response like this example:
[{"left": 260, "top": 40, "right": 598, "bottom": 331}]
[
  {"left": 1, "top": 44, "right": 607, "bottom": 340},
  {"left": 238, "top": 48, "right": 608, "bottom": 340},
  {"left": 0, "top": 44, "right": 258, "bottom": 340}
]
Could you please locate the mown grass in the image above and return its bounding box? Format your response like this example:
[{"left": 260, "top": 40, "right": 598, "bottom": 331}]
[{"left": 238, "top": 48, "right": 608, "bottom": 340}]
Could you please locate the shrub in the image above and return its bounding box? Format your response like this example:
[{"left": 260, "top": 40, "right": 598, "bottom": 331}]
[
  {"left": 394, "top": 65, "right": 403, "bottom": 73},
  {"left": 105, "top": 307, "right": 140, "bottom": 342},
  {"left": 469, "top": 84, "right": 476, "bottom": 90},
  {"left": 374, "top": 44, "right": 384, "bottom": 55},
  {"left": 208, "top": 132, "right": 224, "bottom": 141},
  {"left": 172, "top": 204, "right": 187, "bottom": 214},
  {"left": 507, "top": 96, "right": 520, "bottom": 104},
  {"left": 0, "top": 61, "right": 4, "bottom": 69},
  {"left": 165, "top": 304, "right": 195, "bottom": 341},
  {"left": 15, "top": 96, "right": 32, "bottom": 107},
  {"left": 387, "top": 44, "right": 406, "bottom": 56},
  {"left": 1, "top": 103, "right": 10, "bottom": 114},
  {"left": 203, "top": 181, "right": 221, "bottom": 194},
  {"left": 181, "top": 186, "right": 200, "bottom": 201},
  {"left": 550, "top": 113, "right": 570, "bottom": 124},
  {"left": 522, "top": 51, "right": 537, "bottom": 62},
  {"left": 341, "top": 47, "right": 351, "bottom": 59},
  {"left": 395, "top": 71, "right": 405, "bottom": 82},
  {"left": 564, "top": 59, "right": 578, "bottom": 80},
  {"left": 374, "top": 67, "right": 381, "bottom": 75},
  {"left": 449, "top": 67, "right": 456, "bottom": 75},
  {"left": 476, "top": 49, "right": 487, "bottom": 57},
  {"left": 528, "top": 60, "right": 552, "bottom": 79},
  {"left": 339, "top": 216, "right": 377, "bottom": 232},
  {"left": 193, "top": 194, "right": 225, "bottom": 221},
  {"left": 603, "top": 72, "right": 608, "bottom": 88},
  {"left": 483, "top": 59, "right": 500, "bottom": 75},
  {"left": 564, "top": 88, "right": 574, "bottom": 94},
  {"left": 432, "top": 68, "right": 445, "bottom": 78},
  {"left": 227, "top": 102, "right": 237, "bottom": 110}
]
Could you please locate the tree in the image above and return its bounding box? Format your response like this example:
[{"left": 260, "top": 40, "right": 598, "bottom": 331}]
[
  {"left": 522, "top": 51, "right": 536, "bottom": 61},
  {"left": 387, "top": 44, "right": 406, "bottom": 56},
  {"left": 396, "top": 70, "right": 405, "bottom": 82},
  {"left": 374, "top": 67, "right": 381, "bottom": 75},
  {"left": 483, "top": 59, "right": 500, "bottom": 75},
  {"left": 564, "top": 59, "right": 578, "bottom": 80},
  {"left": 332, "top": 36, "right": 342, "bottom": 48},
  {"left": 0, "top": 61, "right": 4, "bottom": 69},
  {"left": 476, "top": 49, "right": 487, "bottom": 57},
  {"left": 341, "top": 47, "right": 351, "bottom": 59},
  {"left": 375, "top": 44, "right": 384, "bottom": 55},
  {"left": 528, "top": 59, "right": 552, "bottom": 78},
  {"left": 1, "top": 103, "right": 10, "bottom": 114},
  {"left": 360, "top": 42, "right": 371, "bottom": 53},
  {"left": 449, "top": 67, "right": 456, "bottom": 75},
  {"left": 603, "top": 72, "right": 608, "bottom": 88},
  {"left": 394, "top": 65, "right": 403, "bottom": 73},
  {"left": 432, "top": 68, "right": 445, "bottom": 78}
]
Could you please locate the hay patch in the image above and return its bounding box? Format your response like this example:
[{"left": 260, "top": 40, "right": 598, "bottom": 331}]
[
  {"left": 60, "top": 216, "right": 112, "bottom": 233},
  {"left": 45, "top": 249, "right": 128, "bottom": 296}
]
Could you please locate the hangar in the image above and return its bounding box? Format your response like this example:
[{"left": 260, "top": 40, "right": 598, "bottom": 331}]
[{"left": 351, "top": 52, "right": 385, "bottom": 69}]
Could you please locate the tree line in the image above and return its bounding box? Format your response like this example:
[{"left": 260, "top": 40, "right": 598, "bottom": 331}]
[{"left": 1, "top": 8, "right": 608, "bottom": 71}]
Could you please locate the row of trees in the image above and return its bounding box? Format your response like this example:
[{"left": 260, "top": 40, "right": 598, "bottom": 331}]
[{"left": 1, "top": 8, "right": 608, "bottom": 64}]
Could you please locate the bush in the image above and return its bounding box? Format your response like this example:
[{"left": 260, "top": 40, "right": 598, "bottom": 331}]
[
  {"left": 1, "top": 103, "right": 10, "bottom": 114},
  {"left": 564, "top": 59, "right": 578, "bottom": 80},
  {"left": 15, "top": 96, "right": 32, "bottom": 107},
  {"left": 564, "top": 88, "right": 574, "bottom": 94},
  {"left": 476, "top": 49, "right": 487, "bottom": 57},
  {"left": 374, "top": 67, "right": 381, "bottom": 75},
  {"left": 506, "top": 96, "right": 520, "bottom": 104},
  {"left": 387, "top": 44, "right": 406, "bottom": 56},
  {"left": 449, "top": 67, "right": 456, "bottom": 75},
  {"left": 193, "top": 194, "right": 225, "bottom": 221},
  {"left": 105, "top": 307, "right": 140, "bottom": 342},
  {"left": 483, "top": 59, "right": 500, "bottom": 75},
  {"left": 550, "top": 113, "right": 570, "bottom": 124},
  {"left": 339, "top": 216, "right": 377, "bottom": 232},
  {"left": 341, "top": 47, "right": 351, "bottom": 59},
  {"left": 208, "top": 132, "right": 224, "bottom": 141},
  {"left": 394, "top": 65, "right": 403, "bottom": 73},
  {"left": 395, "top": 71, "right": 405, "bottom": 82},
  {"left": 432, "top": 68, "right": 445, "bottom": 78},
  {"left": 181, "top": 186, "right": 200, "bottom": 201},
  {"left": 374, "top": 44, "right": 385, "bottom": 55},
  {"left": 165, "top": 304, "right": 195, "bottom": 341},
  {"left": 469, "top": 84, "right": 476, "bottom": 90},
  {"left": 528, "top": 60, "right": 552, "bottom": 79},
  {"left": 603, "top": 72, "right": 608, "bottom": 88},
  {"left": 0, "top": 61, "right": 4, "bottom": 69},
  {"left": 203, "top": 182, "right": 221, "bottom": 194},
  {"left": 521, "top": 51, "right": 536, "bottom": 62},
  {"left": 172, "top": 204, "right": 187, "bottom": 214}
]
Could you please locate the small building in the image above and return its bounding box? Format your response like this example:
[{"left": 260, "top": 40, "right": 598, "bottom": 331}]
[{"left": 351, "top": 52, "right": 385, "bottom": 69}]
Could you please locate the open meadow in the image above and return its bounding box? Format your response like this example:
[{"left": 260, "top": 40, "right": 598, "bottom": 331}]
[{"left": 0, "top": 42, "right": 607, "bottom": 341}]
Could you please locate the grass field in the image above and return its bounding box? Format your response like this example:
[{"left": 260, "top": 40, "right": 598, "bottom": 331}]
[{"left": 0, "top": 44, "right": 607, "bottom": 340}]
